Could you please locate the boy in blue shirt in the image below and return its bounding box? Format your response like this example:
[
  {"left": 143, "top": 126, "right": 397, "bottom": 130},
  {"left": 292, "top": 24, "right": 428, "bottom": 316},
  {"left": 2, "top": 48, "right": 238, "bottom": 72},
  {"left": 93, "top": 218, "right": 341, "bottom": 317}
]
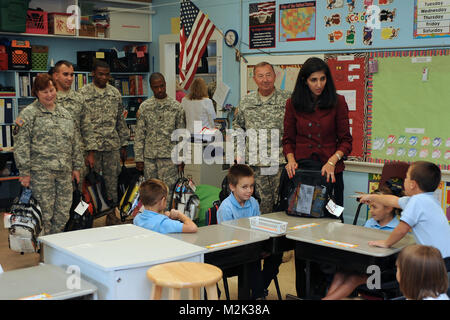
[
  {"left": 360, "top": 161, "right": 450, "bottom": 271},
  {"left": 133, "top": 178, "right": 197, "bottom": 234},
  {"left": 217, "top": 164, "right": 282, "bottom": 299}
]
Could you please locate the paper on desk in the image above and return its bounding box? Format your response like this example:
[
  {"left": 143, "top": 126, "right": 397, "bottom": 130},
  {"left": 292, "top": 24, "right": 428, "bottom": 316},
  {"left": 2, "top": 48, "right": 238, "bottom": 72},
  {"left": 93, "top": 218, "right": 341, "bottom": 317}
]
[
  {"left": 290, "top": 223, "right": 319, "bottom": 230},
  {"left": 212, "top": 81, "right": 230, "bottom": 108},
  {"left": 205, "top": 240, "right": 242, "bottom": 249},
  {"left": 317, "top": 239, "right": 359, "bottom": 248}
]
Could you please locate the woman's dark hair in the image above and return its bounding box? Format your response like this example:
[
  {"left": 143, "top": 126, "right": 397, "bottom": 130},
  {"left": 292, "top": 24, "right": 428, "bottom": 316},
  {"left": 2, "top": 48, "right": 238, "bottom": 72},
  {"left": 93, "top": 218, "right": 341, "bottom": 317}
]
[{"left": 291, "top": 57, "right": 337, "bottom": 113}]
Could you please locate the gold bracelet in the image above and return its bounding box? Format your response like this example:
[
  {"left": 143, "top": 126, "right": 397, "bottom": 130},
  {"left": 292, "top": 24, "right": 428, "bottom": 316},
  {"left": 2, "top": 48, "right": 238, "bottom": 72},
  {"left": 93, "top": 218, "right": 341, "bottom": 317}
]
[
  {"left": 328, "top": 161, "right": 335, "bottom": 166},
  {"left": 335, "top": 153, "right": 342, "bottom": 161}
]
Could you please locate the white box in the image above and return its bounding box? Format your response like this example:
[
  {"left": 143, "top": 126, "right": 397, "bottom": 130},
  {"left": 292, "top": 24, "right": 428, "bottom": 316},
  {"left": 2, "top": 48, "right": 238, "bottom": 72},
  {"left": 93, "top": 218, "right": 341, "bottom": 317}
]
[
  {"left": 104, "top": 7, "right": 151, "bottom": 42},
  {"left": 249, "top": 216, "right": 288, "bottom": 234}
]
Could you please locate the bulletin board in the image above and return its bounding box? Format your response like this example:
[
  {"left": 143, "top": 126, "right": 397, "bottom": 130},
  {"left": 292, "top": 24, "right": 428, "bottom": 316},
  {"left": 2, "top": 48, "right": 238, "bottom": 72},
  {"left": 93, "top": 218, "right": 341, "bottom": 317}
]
[
  {"left": 367, "top": 49, "right": 450, "bottom": 170},
  {"left": 325, "top": 53, "right": 368, "bottom": 160}
]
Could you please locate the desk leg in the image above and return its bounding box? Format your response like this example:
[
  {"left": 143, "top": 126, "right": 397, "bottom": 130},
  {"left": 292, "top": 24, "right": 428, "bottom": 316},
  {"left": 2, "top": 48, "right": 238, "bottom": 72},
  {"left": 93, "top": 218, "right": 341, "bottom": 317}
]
[
  {"left": 237, "top": 264, "right": 250, "bottom": 300},
  {"left": 305, "top": 260, "right": 311, "bottom": 299}
]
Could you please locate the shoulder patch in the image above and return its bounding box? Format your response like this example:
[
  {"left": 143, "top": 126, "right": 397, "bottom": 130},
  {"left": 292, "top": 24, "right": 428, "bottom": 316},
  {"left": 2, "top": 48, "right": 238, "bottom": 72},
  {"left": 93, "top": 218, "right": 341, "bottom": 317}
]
[{"left": 15, "top": 117, "right": 25, "bottom": 127}]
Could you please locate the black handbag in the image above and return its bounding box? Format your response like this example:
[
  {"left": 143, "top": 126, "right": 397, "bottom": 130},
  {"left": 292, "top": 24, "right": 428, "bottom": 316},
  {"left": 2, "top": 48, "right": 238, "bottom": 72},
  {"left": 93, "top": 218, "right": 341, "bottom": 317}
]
[{"left": 277, "top": 159, "right": 334, "bottom": 218}]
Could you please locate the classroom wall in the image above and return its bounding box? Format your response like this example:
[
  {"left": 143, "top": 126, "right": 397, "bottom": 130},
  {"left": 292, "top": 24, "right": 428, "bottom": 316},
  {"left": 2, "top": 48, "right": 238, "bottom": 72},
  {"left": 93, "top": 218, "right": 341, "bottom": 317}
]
[
  {"left": 150, "top": 0, "right": 242, "bottom": 106},
  {"left": 240, "top": 0, "right": 450, "bottom": 54},
  {"left": 150, "top": 1, "right": 449, "bottom": 221}
]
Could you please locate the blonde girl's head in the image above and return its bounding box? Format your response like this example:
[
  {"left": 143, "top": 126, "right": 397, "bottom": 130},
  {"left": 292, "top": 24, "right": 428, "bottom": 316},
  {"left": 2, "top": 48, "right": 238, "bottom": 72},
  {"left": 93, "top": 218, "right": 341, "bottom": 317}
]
[
  {"left": 396, "top": 244, "right": 448, "bottom": 300},
  {"left": 188, "top": 78, "right": 208, "bottom": 100}
]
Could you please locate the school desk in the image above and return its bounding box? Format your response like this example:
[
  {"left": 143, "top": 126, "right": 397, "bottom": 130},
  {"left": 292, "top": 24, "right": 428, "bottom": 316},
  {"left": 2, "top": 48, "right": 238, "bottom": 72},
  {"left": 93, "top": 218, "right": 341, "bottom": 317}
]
[
  {"left": 38, "top": 224, "right": 207, "bottom": 300},
  {"left": 286, "top": 221, "right": 415, "bottom": 298},
  {"left": 0, "top": 264, "right": 98, "bottom": 300},
  {"left": 168, "top": 224, "right": 270, "bottom": 299},
  {"left": 221, "top": 211, "right": 338, "bottom": 254}
]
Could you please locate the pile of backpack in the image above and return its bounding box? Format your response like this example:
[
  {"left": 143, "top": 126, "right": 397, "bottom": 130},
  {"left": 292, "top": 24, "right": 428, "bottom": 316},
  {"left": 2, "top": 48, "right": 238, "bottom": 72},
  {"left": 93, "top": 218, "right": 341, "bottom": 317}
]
[{"left": 170, "top": 170, "right": 200, "bottom": 221}]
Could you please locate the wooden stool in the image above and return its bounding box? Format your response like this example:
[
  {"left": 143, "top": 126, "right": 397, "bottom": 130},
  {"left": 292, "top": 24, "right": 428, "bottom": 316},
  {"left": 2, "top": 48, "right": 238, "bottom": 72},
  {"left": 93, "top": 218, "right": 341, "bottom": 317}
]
[{"left": 147, "top": 262, "right": 223, "bottom": 300}]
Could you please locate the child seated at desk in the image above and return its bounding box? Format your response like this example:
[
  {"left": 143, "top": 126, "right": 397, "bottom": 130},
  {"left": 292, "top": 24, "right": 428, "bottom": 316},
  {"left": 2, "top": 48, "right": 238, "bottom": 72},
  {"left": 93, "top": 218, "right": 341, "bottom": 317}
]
[
  {"left": 359, "top": 161, "right": 450, "bottom": 271},
  {"left": 133, "top": 179, "right": 198, "bottom": 234},
  {"left": 217, "top": 164, "right": 282, "bottom": 300},
  {"left": 323, "top": 183, "right": 402, "bottom": 300},
  {"left": 396, "top": 244, "right": 449, "bottom": 300}
]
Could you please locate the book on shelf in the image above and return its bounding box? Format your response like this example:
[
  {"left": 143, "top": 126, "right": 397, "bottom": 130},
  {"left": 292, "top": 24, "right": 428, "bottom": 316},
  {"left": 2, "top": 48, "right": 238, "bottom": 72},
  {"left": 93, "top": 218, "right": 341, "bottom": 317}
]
[
  {"left": 0, "top": 125, "right": 12, "bottom": 148},
  {"left": 0, "top": 98, "right": 14, "bottom": 123}
]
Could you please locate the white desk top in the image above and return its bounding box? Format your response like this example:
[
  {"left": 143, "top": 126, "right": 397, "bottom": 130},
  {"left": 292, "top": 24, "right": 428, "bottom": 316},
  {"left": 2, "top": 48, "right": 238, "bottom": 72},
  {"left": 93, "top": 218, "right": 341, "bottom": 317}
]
[
  {"left": 168, "top": 224, "right": 270, "bottom": 253},
  {"left": 39, "top": 225, "right": 207, "bottom": 271},
  {"left": 0, "top": 264, "right": 97, "bottom": 300},
  {"left": 286, "top": 221, "right": 416, "bottom": 257},
  {"left": 221, "top": 211, "right": 337, "bottom": 237}
]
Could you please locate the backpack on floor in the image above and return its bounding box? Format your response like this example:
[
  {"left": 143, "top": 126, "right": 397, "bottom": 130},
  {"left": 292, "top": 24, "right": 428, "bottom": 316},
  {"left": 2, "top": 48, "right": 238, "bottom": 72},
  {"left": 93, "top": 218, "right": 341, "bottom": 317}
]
[
  {"left": 84, "top": 168, "right": 115, "bottom": 218},
  {"left": 170, "top": 170, "right": 200, "bottom": 221},
  {"left": 119, "top": 173, "right": 145, "bottom": 222},
  {"left": 117, "top": 160, "right": 142, "bottom": 202},
  {"left": 205, "top": 200, "right": 220, "bottom": 226},
  {"left": 7, "top": 188, "right": 43, "bottom": 253},
  {"left": 64, "top": 182, "right": 94, "bottom": 232}
]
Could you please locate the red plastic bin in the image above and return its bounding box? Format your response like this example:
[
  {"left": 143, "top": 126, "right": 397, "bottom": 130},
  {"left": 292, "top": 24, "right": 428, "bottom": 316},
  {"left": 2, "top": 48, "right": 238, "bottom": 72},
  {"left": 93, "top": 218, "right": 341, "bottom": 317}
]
[{"left": 26, "top": 10, "right": 48, "bottom": 34}]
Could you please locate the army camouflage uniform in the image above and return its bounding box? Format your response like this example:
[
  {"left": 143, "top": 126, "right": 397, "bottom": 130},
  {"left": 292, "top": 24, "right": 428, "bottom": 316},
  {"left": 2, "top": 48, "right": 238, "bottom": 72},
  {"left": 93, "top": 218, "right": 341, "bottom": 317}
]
[
  {"left": 134, "top": 96, "right": 186, "bottom": 203},
  {"left": 56, "top": 89, "right": 93, "bottom": 189},
  {"left": 232, "top": 88, "right": 291, "bottom": 214},
  {"left": 79, "top": 83, "right": 129, "bottom": 204},
  {"left": 13, "top": 100, "right": 83, "bottom": 235}
]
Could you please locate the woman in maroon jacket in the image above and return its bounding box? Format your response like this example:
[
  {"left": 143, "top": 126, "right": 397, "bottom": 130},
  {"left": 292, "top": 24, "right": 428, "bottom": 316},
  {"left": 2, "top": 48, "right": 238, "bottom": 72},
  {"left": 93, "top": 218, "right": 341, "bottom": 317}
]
[{"left": 282, "top": 57, "right": 352, "bottom": 208}]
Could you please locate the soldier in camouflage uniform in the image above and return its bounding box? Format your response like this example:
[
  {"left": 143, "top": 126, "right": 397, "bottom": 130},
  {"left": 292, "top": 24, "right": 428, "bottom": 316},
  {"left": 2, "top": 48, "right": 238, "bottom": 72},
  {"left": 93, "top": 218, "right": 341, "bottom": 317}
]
[
  {"left": 13, "top": 74, "right": 83, "bottom": 235},
  {"left": 233, "top": 62, "right": 291, "bottom": 215},
  {"left": 134, "top": 73, "right": 186, "bottom": 207},
  {"left": 79, "top": 61, "right": 129, "bottom": 221},
  {"left": 52, "top": 60, "right": 93, "bottom": 189}
]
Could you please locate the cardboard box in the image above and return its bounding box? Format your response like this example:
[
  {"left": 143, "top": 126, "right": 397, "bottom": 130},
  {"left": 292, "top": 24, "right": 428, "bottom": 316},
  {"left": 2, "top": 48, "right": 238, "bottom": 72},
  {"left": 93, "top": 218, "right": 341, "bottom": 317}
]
[
  {"left": 103, "top": 7, "right": 151, "bottom": 42},
  {"left": 48, "top": 12, "right": 75, "bottom": 36}
]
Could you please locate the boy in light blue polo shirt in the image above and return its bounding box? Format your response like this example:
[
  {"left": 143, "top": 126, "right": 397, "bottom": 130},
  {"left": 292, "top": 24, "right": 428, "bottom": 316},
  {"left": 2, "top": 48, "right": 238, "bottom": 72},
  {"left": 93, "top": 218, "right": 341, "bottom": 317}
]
[
  {"left": 360, "top": 161, "right": 450, "bottom": 271},
  {"left": 133, "top": 178, "right": 197, "bottom": 234},
  {"left": 217, "top": 164, "right": 282, "bottom": 300}
]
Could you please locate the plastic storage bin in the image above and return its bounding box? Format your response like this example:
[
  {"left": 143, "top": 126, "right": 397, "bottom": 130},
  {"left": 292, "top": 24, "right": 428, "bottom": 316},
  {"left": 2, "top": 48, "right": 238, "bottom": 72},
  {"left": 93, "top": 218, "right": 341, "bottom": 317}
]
[
  {"left": 31, "top": 46, "right": 48, "bottom": 70},
  {"left": 48, "top": 12, "right": 75, "bottom": 36},
  {"left": 0, "top": 0, "right": 30, "bottom": 33},
  {"left": 103, "top": 7, "right": 151, "bottom": 41},
  {"left": 26, "top": 9, "right": 48, "bottom": 34},
  {"left": 249, "top": 216, "right": 288, "bottom": 234}
]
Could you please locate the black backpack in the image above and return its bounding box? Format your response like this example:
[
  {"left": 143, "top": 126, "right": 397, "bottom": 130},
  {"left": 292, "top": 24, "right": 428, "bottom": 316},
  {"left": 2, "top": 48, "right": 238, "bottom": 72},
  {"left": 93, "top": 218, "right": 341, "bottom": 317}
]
[
  {"left": 84, "top": 168, "right": 115, "bottom": 218},
  {"left": 274, "top": 159, "right": 333, "bottom": 218},
  {"left": 64, "top": 182, "right": 94, "bottom": 232}
]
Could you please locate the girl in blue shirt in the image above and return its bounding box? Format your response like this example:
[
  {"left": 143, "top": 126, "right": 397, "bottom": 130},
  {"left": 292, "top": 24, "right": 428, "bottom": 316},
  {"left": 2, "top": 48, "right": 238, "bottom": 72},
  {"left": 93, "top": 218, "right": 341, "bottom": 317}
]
[{"left": 323, "top": 183, "right": 402, "bottom": 300}]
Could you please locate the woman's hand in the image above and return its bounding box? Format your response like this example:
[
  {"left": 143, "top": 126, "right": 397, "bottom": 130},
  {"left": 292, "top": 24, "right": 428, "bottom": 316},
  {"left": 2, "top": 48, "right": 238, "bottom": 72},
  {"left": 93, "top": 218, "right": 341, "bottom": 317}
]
[
  {"left": 321, "top": 162, "right": 336, "bottom": 183},
  {"left": 285, "top": 161, "right": 298, "bottom": 179},
  {"left": 19, "top": 175, "right": 31, "bottom": 188}
]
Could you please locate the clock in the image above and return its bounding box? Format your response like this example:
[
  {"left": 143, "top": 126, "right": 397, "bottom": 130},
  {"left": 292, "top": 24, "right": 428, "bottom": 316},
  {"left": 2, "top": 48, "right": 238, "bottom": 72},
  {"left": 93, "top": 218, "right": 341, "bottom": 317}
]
[{"left": 224, "top": 29, "right": 238, "bottom": 48}]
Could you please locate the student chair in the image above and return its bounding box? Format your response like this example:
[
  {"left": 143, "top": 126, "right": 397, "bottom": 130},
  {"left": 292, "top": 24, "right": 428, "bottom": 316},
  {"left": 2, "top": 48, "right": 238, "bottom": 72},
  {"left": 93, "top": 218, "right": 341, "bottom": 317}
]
[
  {"left": 147, "top": 262, "right": 222, "bottom": 300},
  {"left": 352, "top": 161, "right": 410, "bottom": 300}
]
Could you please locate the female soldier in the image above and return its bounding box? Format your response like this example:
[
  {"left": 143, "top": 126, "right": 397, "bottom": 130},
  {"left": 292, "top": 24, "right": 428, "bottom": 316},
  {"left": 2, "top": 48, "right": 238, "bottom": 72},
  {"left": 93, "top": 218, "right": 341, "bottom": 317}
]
[{"left": 13, "top": 74, "right": 82, "bottom": 235}]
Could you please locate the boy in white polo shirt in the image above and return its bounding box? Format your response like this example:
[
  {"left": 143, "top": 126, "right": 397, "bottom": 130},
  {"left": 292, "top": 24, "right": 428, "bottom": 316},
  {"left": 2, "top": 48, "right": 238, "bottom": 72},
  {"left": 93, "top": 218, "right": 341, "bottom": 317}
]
[{"left": 360, "top": 161, "right": 450, "bottom": 271}]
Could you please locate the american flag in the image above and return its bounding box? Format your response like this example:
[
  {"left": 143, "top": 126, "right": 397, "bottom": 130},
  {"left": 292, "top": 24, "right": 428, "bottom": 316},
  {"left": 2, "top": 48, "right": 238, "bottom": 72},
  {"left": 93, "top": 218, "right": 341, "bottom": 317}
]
[
  {"left": 249, "top": 1, "right": 275, "bottom": 18},
  {"left": 179, "top": 0, "right": 215, "bottom": 90}
]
